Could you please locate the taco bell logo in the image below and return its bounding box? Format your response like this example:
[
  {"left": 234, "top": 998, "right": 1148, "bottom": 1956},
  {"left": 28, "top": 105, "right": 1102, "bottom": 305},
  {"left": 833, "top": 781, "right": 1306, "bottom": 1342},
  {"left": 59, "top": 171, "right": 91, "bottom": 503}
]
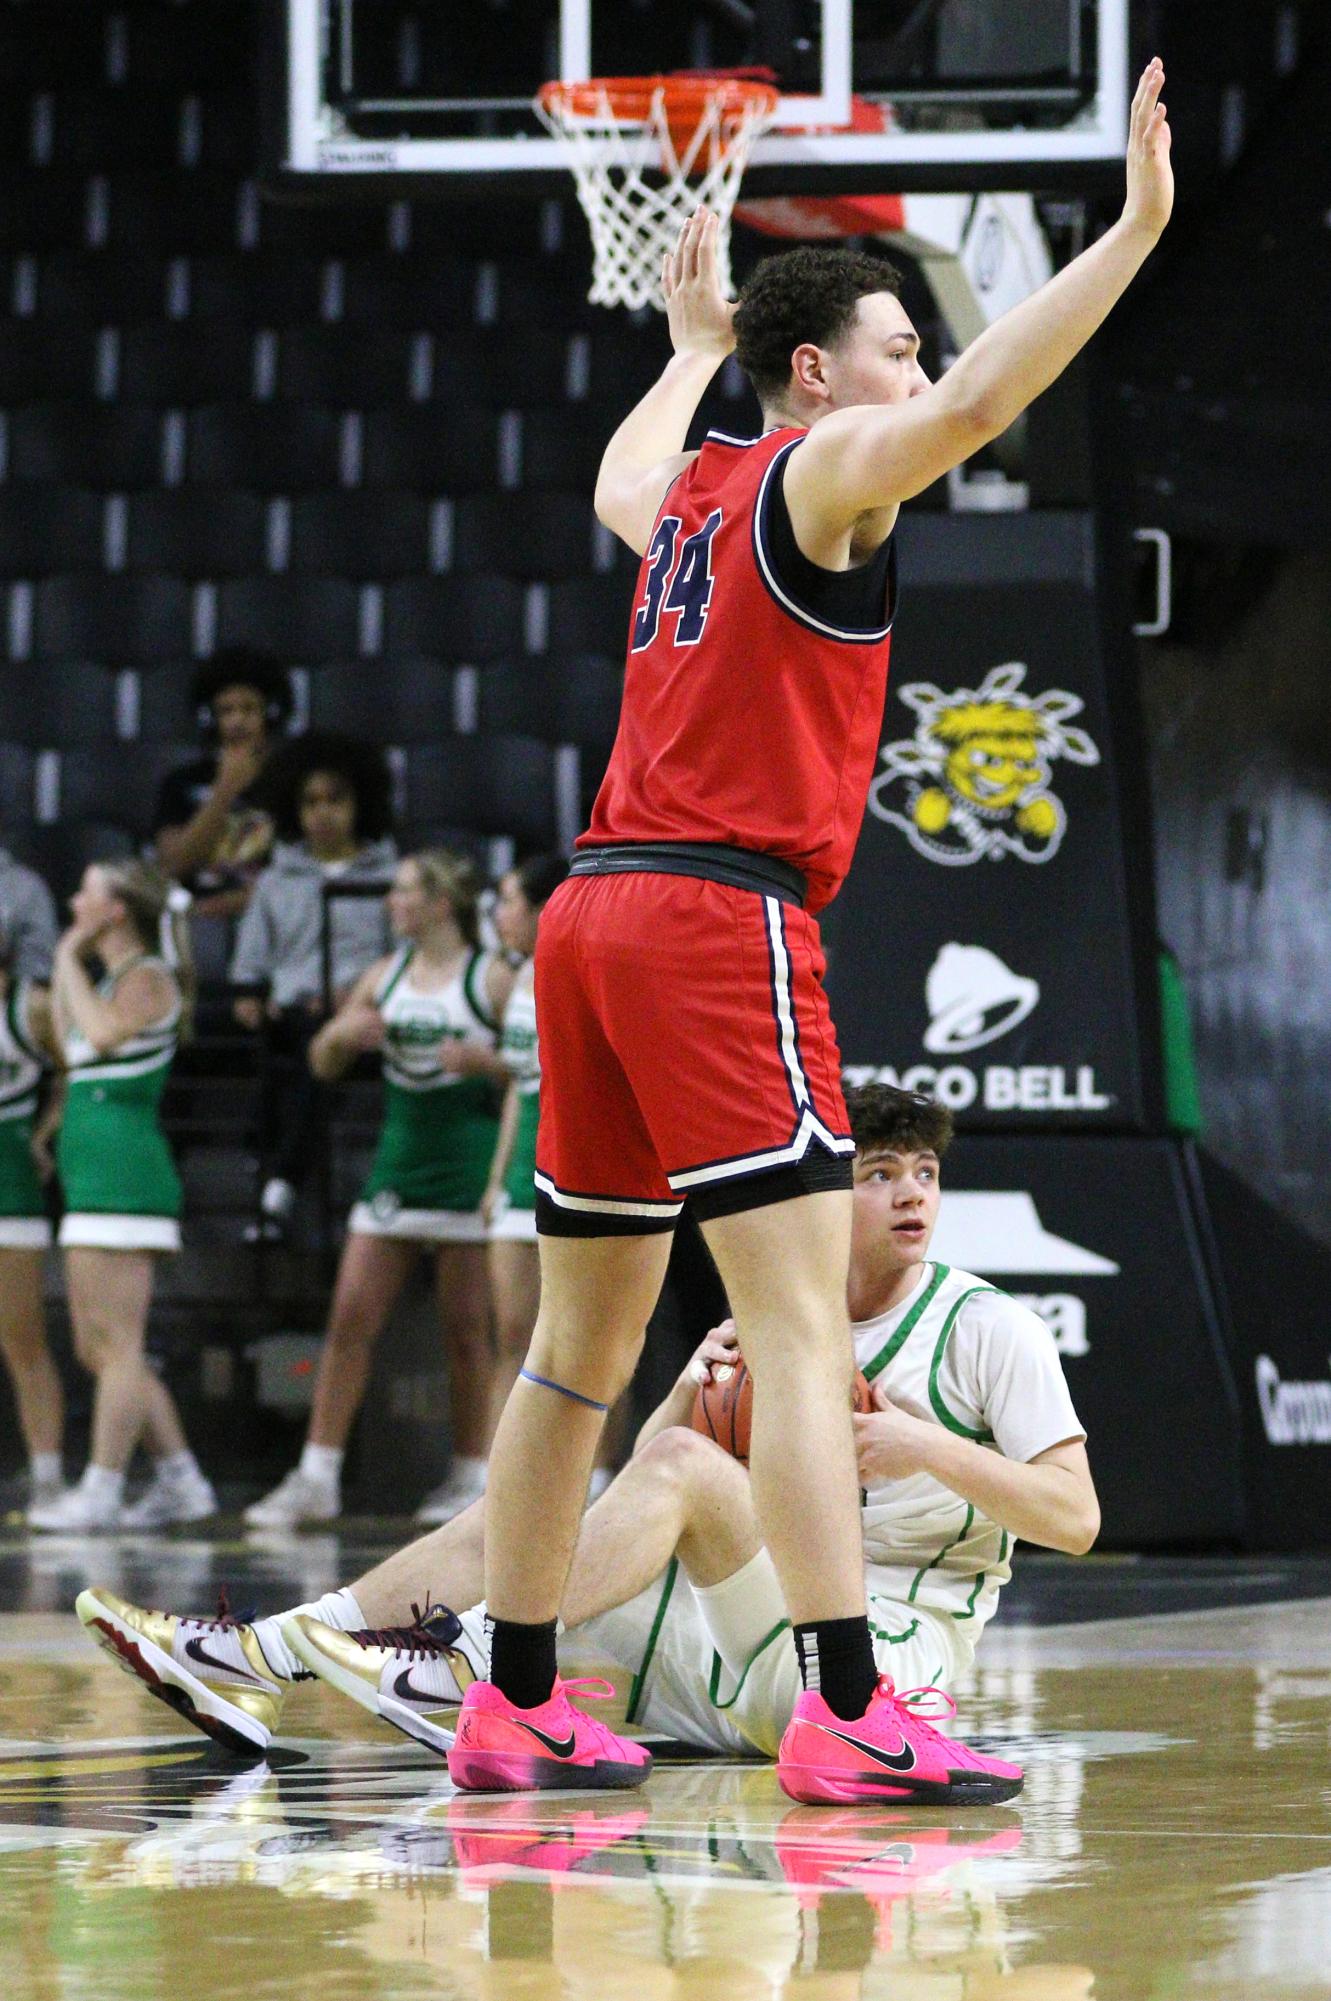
[{"left": 924, "top": 943, "right": 1040, "bottom": 1055}]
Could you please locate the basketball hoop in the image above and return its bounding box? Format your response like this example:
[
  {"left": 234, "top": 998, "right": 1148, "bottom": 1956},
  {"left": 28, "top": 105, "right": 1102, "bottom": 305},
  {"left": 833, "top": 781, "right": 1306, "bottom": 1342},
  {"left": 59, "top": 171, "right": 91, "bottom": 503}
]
[{"left": 536, "top": 74, "right": 779, "bottom": 312}]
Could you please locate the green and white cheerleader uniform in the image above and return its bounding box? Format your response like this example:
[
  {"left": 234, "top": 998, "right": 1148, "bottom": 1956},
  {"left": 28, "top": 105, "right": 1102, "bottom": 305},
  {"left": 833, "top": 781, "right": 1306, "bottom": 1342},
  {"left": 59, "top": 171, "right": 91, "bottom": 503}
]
[
  {"left": 57, "top": 956, "right": 183, "bottom": 1253},
  {"left": 556, "top": 1262, "right": 1085, "bottom": 1757},
  {"left": 349, "top": 943, "right": 501, "bottom": 1245},
  {"left": 489, "top": 965, "right": 539, "bottom": 1244},
  {"left": 0, "top": 979, "right": 52, "bottom": 1251}
]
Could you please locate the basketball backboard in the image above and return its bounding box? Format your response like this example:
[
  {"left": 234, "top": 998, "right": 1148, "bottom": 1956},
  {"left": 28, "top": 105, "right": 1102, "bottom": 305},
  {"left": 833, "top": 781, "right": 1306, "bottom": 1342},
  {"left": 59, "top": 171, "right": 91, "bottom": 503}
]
[{"left": 284, "top": 0, "right": 1130, "bottom": 195}]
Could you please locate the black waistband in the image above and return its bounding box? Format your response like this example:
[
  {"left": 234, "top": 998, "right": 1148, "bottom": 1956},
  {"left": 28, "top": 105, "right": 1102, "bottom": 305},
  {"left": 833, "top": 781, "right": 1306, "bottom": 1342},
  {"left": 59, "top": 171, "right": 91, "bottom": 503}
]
[{"left": 568, "top": 842, "right": 807, "bottom": 908}]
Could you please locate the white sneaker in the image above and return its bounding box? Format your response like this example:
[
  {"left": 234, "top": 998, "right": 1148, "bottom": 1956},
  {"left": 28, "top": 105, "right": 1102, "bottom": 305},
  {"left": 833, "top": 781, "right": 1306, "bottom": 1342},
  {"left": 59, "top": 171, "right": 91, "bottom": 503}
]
[
  {"left": 26, "top": 1470, "right": 70, "bottom": 1520},
  {"left": 244, "top": 1467, "right": 340, "bottom": 1529},
  {"left": 284, "top": 1604, "right": 481, "bottom": 1757},
  {"left": 29, "top": 1472, "right": 122, "bottom": 1532},
  {"left": 122, "top": 1464, "right": 219, "bottom": 1529},
  {"left": 413, "top": 1473, "right": 485, "bottom": 1525}
]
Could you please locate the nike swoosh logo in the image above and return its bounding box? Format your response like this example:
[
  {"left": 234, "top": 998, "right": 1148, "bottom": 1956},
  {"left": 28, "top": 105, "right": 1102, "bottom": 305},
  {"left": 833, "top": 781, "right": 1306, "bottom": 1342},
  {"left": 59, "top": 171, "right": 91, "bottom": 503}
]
[
  {"left": 515, "top": 1721, "right": 578, "bottom": 1758},
  {"left": 813, "top": 1723, "right": 917, "bottom": 1773},
  {"left": 392, "top": 1668, "right": 458, "bottom": 1706},
  {"left": 182, "top": 1636, "right": 267, "bottom": 1685}
]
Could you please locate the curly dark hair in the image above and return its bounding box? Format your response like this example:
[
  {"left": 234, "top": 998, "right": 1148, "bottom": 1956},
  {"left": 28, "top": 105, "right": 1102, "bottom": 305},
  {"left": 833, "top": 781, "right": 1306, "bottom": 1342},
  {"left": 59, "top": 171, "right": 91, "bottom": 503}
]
[
  {"left": 845, "top": 1082, "right": 954, "bottom": 1161},
  {"left": 733, "top": 245, "right": 904, "bottom": 404},
  {"left": 189, "top": 649, "right": 293, "bottom": 726},
  {"left": 263, "top": 730, "right": 395, "bottom": 844}
]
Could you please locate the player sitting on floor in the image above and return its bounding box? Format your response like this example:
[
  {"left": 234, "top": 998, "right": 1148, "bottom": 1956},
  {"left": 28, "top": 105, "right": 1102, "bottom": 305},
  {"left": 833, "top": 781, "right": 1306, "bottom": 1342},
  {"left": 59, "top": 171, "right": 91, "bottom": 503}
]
[{"left": 77, "top": 1083, "right": 1095, "bottom": 1802}]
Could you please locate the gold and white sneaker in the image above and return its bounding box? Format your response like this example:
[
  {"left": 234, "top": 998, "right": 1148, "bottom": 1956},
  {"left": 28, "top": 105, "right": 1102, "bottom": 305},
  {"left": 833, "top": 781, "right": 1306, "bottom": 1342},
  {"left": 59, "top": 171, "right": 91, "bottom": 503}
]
[
  {"left": 284, "top": 1602, "right": 482, "bottom": 1757},
  {"left": 75, "top": 1586, "right": 289, "bottom": 1755}
]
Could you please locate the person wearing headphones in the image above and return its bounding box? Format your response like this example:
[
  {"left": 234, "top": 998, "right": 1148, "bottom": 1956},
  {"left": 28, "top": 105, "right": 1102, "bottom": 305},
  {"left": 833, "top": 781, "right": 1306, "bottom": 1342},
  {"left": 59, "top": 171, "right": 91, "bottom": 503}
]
[{"left": 153, "top": 651, "right": 295, "bottom": 919}]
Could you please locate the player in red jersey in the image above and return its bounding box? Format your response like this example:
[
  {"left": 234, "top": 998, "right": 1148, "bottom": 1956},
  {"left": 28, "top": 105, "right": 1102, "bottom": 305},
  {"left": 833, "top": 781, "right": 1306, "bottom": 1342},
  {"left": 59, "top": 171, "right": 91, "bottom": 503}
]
[{"left": 456, "top": 60, "right": 1173, "bottom": 1800}]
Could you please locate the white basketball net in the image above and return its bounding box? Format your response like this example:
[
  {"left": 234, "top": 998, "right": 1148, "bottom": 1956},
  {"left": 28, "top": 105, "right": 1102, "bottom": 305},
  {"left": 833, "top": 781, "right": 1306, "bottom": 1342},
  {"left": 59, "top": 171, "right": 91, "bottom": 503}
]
[{"left": 537, "top": 81, "right": 778, "bottom": 312}]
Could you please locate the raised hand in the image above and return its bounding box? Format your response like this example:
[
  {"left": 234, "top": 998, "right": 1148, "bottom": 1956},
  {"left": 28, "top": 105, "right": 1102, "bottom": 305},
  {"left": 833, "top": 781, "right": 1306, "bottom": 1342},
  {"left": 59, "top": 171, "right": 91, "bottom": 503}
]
[
  {"left": 662, "top": 208, "right": 736, "bottom": 359},
  {"left": 1122, "top": 57, "right": 1173, "bottom": 238}
]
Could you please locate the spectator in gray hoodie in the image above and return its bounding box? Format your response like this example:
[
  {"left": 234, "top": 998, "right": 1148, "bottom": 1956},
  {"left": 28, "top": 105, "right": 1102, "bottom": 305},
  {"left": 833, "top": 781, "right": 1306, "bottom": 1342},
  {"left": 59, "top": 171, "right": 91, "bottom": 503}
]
[
  {"left": 0, "top": 847, "right": 58, "bottom": 985},
  {"left": 230, "top": 736, "right": 397, "bottom": 1237}
]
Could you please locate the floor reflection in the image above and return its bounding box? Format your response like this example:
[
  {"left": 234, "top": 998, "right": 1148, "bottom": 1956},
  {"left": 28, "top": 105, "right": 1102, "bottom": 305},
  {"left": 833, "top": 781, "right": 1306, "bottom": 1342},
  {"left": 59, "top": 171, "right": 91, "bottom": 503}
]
[{"left": 2, "top": 1573, "right": 1331, "bottom": 1999}]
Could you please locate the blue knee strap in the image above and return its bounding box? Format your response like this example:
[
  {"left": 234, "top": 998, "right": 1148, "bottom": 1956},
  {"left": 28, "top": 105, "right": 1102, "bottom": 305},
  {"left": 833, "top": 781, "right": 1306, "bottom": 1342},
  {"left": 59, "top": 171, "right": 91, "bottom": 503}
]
[{"left": 518, "top": 1368, "right": 608, "bottom": 1413}]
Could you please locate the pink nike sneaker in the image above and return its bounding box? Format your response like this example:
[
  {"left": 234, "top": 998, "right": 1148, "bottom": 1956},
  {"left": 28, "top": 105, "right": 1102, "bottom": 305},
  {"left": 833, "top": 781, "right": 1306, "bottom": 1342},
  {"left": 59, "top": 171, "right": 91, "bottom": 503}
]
[
  {"left": 777, "top": 1677, "right": 1023, "bottom": 1807},
  {"left": 447, "top": 1675, "right": 653, "bottom": 1793}
]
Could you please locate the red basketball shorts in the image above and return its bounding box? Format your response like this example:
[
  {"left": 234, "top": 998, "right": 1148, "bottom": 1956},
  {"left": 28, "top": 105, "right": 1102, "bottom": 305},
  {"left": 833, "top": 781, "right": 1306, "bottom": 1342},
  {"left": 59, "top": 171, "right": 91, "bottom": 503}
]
[{"left": 533, "top": 871, "right": 854, "bottom": 1235}]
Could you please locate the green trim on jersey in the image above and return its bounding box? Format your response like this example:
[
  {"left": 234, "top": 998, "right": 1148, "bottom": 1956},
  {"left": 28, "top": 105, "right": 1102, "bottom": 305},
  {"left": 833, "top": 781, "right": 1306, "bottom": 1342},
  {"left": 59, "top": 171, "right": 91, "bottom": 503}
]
[
  {"left": 906, "top": 1504, "right": 974, "bottom": 1606},
  {"left": 463, "top": 950, "right": 499, "bottom": 1033},
  {"left": 950, "top": 1531, "right": 1009, "bottom": 1624},
  {"left": 928, "top": 1287, "right": 999, "bottom": 1440},
  {"left": 625, "top": 1557, "right": 679, "bottom": 1726},
  {"left": 707, "top": 1616, "right": 791, "bottom": 1713},
  {"left": 375, "top": 946, "right": 414, "bottom": 1009},
  {"left": 867, "top": 1606, "right": 920, "bottom": 1648},
  {"left": 861, "top": 1263, "right": 949, "bottom": 1383}
]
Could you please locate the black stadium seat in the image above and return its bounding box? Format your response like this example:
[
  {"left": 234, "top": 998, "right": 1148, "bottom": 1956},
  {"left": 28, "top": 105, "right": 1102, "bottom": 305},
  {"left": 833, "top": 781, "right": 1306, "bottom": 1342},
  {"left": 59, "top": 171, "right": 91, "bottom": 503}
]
[
  {"left": 517, "top": 406, "right": 606, "bottom": 491},
  {"left": 122, "top": 490, "right": 269, "bottom": 577},
  {"left": 403, "top": 735, "right": 559, "bottom": 849},
  {"left": 0, "top": 325, "right": 101, "bottom": 400},
  {"left": 547, "top": 574, "right": 636, "bottom": 655},
  {"left": 0, "top": 489, "right": 103, "bottom": 574},
  {"left": 430, "top": 331, "right": 569, "bottom": 409},
  {"left": 0, "top": 663, "right": 119, "bottom": 744},
  {"left": 43, "top": 91, "right": 184, "bottom": 169},
  {"left": 187, "top": 252, "right": 327, "bottom": 325},
  {"left": 338, "top": 255, "right": 478, "bottom": 328},
  {"left": 134, "top": 662, "right": 211, "bottom": 741},
  {"left": 307, "top": 661, "right": 457, "bottom": 740},
  {"left": 287, "top": 493, "right": 434, "bottom": 579},
  {"left": 274, "top": 326, "right": 419, "bottom": 405},
  {"left": 117, "top": 324, "right": 258, "bottom": 404},
  {"left": 123, "top": 3, "right": 253, "bottom": 87},
  {"left": 0, "top": 741, "right": 36, "bottom": 830},
  {"left": 30, "top": 575, "right": 192, "bottom": 661},
  {"left": 102, "top": 171, "right": 243, "bottom": 252},
  {"left": 213, "top": 576, "right": 362, "bottom": 658},
  {"left": 0, "top": 174, "right": 90, "bottom": 250},
  {"left": 255, "top": 198, "right": 396, "bottom": 258},
  {"left": 452, "top": 491, "right": 597, "bottom": 580},
  {"left": 383, "top": 576, "right": 526, "bottom": 661},
  {"left": 30, "top": 251, "right": 173, "bottom": 322},
  {"left": 360, "top": 406, "right": 500, "bottom": 493},
  {"left": 6, "top": 403, "right": 164, "bottom": 488},
  {"left": 185, "top": 404, "right": 345, "bottom": 491},
  {"left": 57, "top": 742, "right": 198, "bottom": 837},
  {"left": 473, "top": 655, "right": 622, "bottom": 754}
]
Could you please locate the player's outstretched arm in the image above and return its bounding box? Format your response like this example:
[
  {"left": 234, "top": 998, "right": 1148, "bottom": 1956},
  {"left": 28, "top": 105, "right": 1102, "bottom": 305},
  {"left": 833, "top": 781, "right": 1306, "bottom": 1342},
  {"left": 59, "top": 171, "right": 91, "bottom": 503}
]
[
  {"left": 594, "top": 208, "right": 735, "bottom": 555},
  {"left": 788, "top": 58, "right": 1174, "bottom": 525}
]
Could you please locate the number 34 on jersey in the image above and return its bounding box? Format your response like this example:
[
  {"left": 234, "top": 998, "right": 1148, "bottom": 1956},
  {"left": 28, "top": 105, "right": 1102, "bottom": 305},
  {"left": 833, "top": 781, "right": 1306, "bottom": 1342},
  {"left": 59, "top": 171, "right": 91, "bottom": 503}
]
[{"left": 632, "top": 509, "right": 722, "bottom": 651}]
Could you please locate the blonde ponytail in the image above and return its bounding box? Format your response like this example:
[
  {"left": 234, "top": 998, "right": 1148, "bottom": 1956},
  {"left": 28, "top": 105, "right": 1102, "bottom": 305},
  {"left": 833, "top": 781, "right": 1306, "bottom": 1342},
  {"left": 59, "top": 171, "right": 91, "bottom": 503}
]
[{"left": 100, "top": 859, "right": 197, "bottom": 1042}]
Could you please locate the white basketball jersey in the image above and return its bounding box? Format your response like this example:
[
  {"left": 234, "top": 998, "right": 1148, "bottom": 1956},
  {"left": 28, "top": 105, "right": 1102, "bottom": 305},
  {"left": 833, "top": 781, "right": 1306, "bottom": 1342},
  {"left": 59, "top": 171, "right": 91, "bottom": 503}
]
[{"left": 854, "top": 1261, "right": 1084, "bottom": 1660}]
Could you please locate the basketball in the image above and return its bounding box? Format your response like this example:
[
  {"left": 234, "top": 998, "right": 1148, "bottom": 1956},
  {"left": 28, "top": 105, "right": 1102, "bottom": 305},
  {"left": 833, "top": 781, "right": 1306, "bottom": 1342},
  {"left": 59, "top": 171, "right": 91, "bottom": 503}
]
[{"left": 691, "top": 1358, "right": 874, "bottom": 1466}]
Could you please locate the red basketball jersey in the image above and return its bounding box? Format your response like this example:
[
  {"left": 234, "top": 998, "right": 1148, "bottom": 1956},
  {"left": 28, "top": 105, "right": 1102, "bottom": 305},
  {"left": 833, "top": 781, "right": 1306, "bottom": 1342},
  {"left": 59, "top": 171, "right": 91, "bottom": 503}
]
[{"left": 582, "top": 427, "right": 895, "bottom": 913}]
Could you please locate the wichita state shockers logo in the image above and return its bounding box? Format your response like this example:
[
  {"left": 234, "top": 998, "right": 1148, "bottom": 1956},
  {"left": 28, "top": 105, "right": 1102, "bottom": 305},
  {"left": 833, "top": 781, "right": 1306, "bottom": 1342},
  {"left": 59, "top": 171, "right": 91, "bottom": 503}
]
[{"left": 868, "top": 662, "right": 1100, "bottom": 865}]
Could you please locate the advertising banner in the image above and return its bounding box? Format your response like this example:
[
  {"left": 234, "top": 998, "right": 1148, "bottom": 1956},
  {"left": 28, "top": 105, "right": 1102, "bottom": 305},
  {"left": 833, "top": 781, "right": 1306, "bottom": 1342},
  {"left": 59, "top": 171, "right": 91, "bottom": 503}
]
[
  {"left": 938, "top": 1135, "right": 1246, "bottom": 1546},
  {"left": 824, "top": 511, "right": 1159, "bottom": 1130},
  {"left": 1197, "top": 1152, "right": 1331, "bottom": 1550}
]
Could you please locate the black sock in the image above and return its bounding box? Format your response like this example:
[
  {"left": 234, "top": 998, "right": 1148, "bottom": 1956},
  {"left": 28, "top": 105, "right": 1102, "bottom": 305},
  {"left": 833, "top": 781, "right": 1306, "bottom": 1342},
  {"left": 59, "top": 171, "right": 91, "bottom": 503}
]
[
  {"left": 793, "top": 1616, "right": 877, "bottom": 1721},
  {"left": 487, "top": 1615, "right": 558, "bottom": 1710}
]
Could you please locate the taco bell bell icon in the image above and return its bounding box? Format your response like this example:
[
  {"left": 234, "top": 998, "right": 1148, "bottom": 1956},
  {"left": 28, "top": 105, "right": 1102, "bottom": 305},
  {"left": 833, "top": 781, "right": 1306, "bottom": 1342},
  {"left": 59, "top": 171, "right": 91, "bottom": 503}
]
[{"left": 923, "top": 943, "right": 1041, "bottom": 1055}]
